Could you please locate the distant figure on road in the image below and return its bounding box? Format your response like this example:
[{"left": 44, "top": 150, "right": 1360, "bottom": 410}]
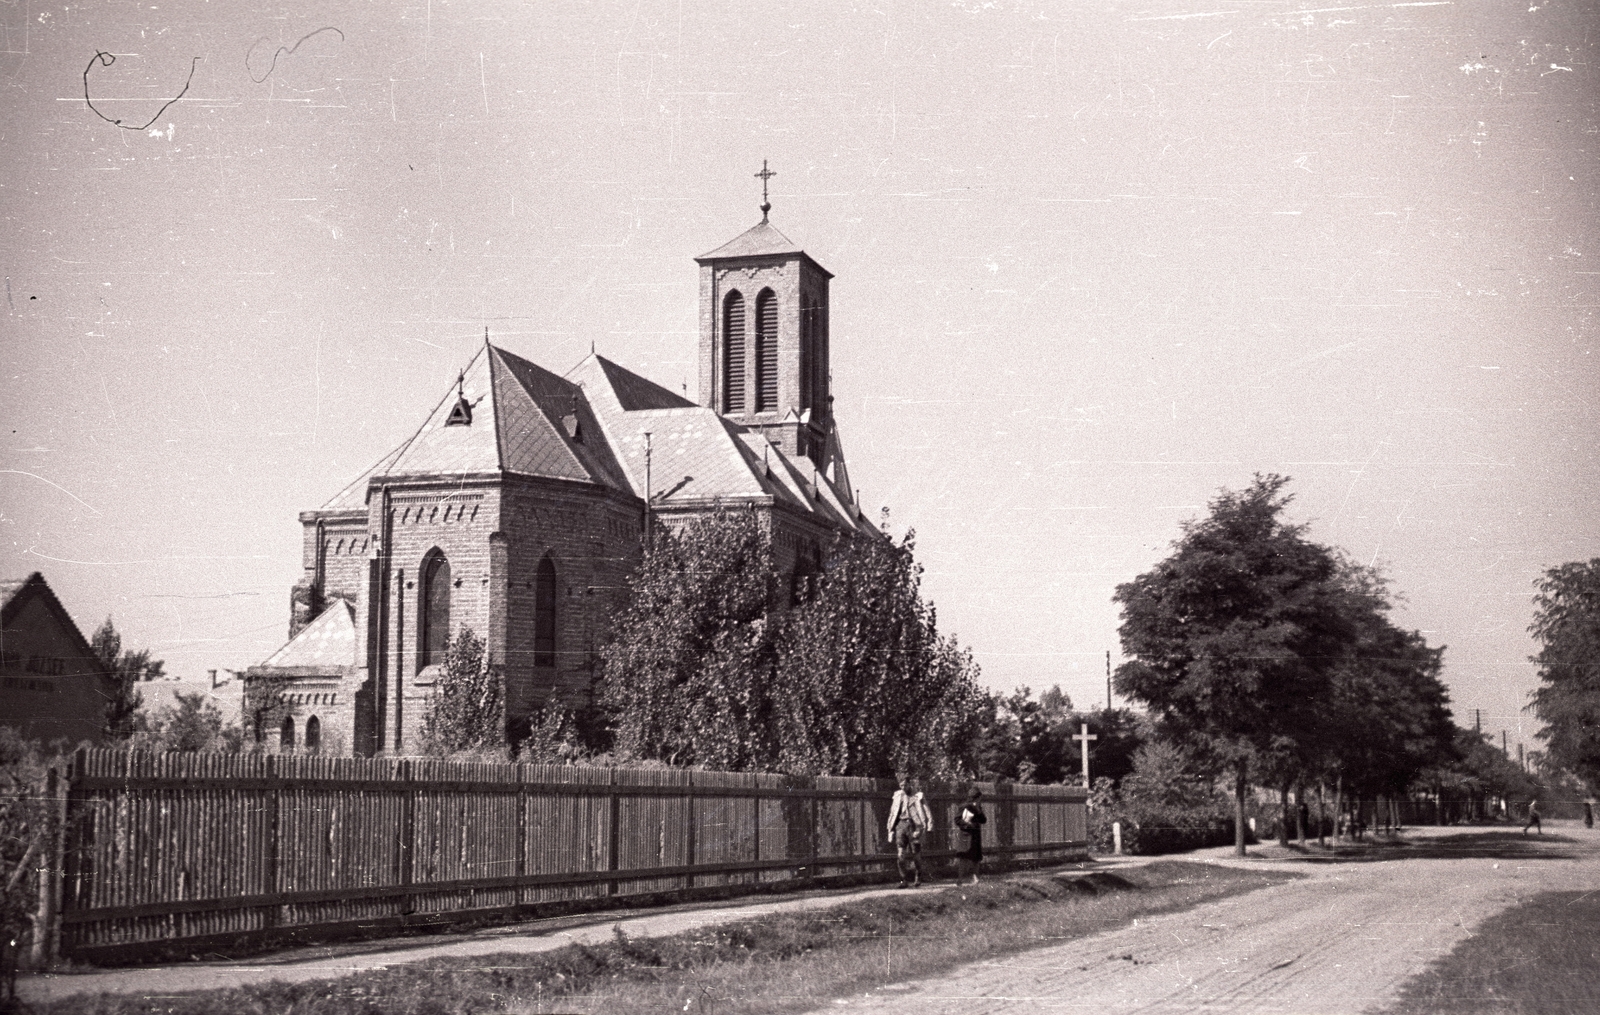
[
  {"left": 1341, "top": 809, "right": 1366, "bottom": 841},
  {"left": 1522, "top": 798, "right": 1542, "bottom": 835},
  {"left": 1585, "top": 797, "right": 1594, "bottom": 829},
  {"left": 956, "top": 787, "right": 988, "bottom": 885},
  {"left": 887, "top": 775, "right": 932, "bottom": 888}
]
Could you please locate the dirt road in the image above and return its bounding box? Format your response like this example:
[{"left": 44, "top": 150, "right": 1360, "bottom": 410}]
[{"left": 824, "top": 823, "right": 1600, "bottom": 1014}]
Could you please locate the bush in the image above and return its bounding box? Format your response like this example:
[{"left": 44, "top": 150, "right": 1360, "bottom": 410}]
[
  {"left": 1, "top": 729, "right": 57, "bottom": 992},
  {"left": 1087, "top": 740, "right": 1258, "bottom": 855},
  {"left": 1090, "top": 807, "right": 1254, "bottom": 855}
]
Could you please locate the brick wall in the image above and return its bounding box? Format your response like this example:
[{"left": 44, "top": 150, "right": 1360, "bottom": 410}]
[{"left": 497, "top": 479, "right": 641, "bottom": 721}]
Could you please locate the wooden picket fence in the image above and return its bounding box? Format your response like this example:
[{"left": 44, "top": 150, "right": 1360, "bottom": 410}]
[{"left": 39, "top": 749, "right": 1089, "bottom": 963}]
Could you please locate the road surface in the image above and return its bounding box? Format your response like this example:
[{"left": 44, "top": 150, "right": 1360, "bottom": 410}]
[{"left": 823, "top": 823, "right": 1600, "bottom": 1014}]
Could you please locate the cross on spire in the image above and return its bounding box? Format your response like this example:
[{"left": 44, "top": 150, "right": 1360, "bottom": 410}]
[{"left": 755, "top": 159, "right": 776, "bottom": 222}]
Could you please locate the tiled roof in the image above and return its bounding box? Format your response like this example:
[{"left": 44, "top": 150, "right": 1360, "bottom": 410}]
[
  {"left": 313, "top": 345, "right": 873, "bottom": 534},
  {"left": 380, "top": 346, "right": 503, "bottom": 478},
  {"left": 568, "top": 354, "right": 875, "bottom": 532},
  {"left": 595, "top": 356, "right": 697, "bottom": 412},
  {"left": 260, "top": 600, "right": 356, "bottom": 669},
  {"left": 489, "top": 346, "right": 604, "bottom": 485},
  {"left": 696, "top": 220, "right": 814, "bottom": 263}
]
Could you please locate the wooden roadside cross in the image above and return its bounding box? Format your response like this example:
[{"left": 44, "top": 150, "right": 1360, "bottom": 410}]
[{"left": 1073, "top": 723, "right": 1098, "bottom": 787}]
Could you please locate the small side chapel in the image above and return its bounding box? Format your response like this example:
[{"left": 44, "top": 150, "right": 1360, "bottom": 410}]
[{"left": 249, "top": 201, "right": 876, "bottom": 757}]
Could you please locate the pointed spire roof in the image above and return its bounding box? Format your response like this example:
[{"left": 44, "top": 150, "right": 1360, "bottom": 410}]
[{"left": 695, "top": 220, "right": 833, "bottom": 276}]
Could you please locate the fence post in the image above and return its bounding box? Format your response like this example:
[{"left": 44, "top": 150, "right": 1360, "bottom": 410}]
[
  {"left": 265, "top": 754, "right": 280, "bottom": 929},
  {"left": 808, "top": 782, "right": 818, "bottom": 880},
  {"left": 515, "top": 771, "right": 527, "bottom": 907},
  {"left": 1112, "top": 820, "right": 1122, "bottom": 856},
  {"left": 752, "top": 782, "right": 763, "bottom": 884},
  {"left": 606, "top": 768, "right": 620, "bottom": 896},
  {"left": 683, "top": 772, "right": 696, "bottom": 891},
  {"left": 29, "top": 766, "right": 65, "bottom": 968},
  {"left": 398, "top": 759, "right": 415, "bottom": 915}
]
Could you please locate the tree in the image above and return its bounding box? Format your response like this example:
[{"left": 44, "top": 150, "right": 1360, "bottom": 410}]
[
  {"left": 1113, "top": 475, "right": 1355, "bottom": 855},
  {"left": 91, "top": 617, "right": 166, "bottom": 739},
  {"left": 1528, "top": 560, "right": 1600, "bottom": 791},
  {"left": 418, "top": 627, "right": 507, "bottom": 757},
  {"left": 140, "top": 692, "right": 246, "bottom": 753},
  {"left": 597, "top": 510, "right": 987, "bottom": 777},
  {"left": 1323, "top": 594, "right": 1457, "bottom": 799},
  {"left": 599, "top": 507, "right": 779, "bottom": 769},
  {"left": 772, "top": 528, "right": 986, "bottom": 778}
]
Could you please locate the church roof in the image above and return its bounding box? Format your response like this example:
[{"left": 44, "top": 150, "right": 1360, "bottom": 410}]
[
  {"left": 695, "top": 220, "right": 833, "bottom": 277},
  {"left": 259, "top": 599, "right": 356, "bottom": 669},
  {"left": 566, "top": 354, "right": 873, "bottom": 530},
  {"left": 316, "top": 345, "right": 874, "bottom": 534},
  {"left": 319, "top": 345, "right": 631, "bottom": 509}
]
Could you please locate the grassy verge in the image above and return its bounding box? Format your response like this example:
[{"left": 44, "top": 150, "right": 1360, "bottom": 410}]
[
  {"left": 1388, "top": 889, "right": 1600, "bottom": 1015},
  {"left": 33, "top": 862, "right": 1297, "bottom": 1015}
]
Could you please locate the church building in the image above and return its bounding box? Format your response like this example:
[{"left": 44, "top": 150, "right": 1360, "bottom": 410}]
[{"left": 250, "top": 206, "right": 875, "bottom": 757}]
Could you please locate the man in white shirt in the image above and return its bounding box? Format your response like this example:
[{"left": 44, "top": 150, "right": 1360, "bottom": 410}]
[{"left": 886, "top": 775, "right": 932, "bottom": 887}]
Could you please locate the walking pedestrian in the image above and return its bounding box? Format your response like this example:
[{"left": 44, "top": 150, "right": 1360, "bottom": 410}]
[
  {"left": 886, "top": 775, "right": 931, "bottom": 887},
  {"left": 1522, "top": 798, "right": 1542, "bottom": 835},
  {"left": 955, "top": 787, "right": 987, "bottom": 885}
]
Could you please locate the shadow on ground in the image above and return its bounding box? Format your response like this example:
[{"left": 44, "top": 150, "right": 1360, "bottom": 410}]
[{"left": 1279, "top": 831, "right": 1581, "bottom": 864}]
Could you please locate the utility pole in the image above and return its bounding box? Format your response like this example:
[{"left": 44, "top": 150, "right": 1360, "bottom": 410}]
[
  {"left": 643, "top": 432, "right": 654, "bottom": 551},
  {"left": 1502, "top": 730, "right": 1508, "bottom": 757},
  {"left": 1106, "top": 650, "right": 1112, "bottom": 711},
  {"left": 1474, "top": 708, "right": 1481, "bottom": 734}
]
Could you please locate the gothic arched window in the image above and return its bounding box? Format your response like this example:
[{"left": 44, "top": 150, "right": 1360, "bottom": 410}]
[
  {"left": 534, "top": 554, "right": 557, "bottom": 668},
  {"left": 420, "top": 550, "right": 451, "bottom": 670},
  {"left": 280, "top": 715, "right": 296, "bottom": 751},
  {"left": 755, "top": 288, "right": 778, "bottom": 412},
  {"left": 723, "top": 290, "right": 746, "bottom": 413},
  {"left": 304, "top": 715, "right": 321, "bottom": 754}
]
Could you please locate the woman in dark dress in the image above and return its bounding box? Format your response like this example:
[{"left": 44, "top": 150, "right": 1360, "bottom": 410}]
[{"left": 956, "top": 788, "right": 987, "bottom": 885}]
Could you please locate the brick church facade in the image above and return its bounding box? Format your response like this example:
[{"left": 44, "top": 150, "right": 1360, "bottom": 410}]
[{"left": 249, "top": 213, "right": 875, "bottom": 757}]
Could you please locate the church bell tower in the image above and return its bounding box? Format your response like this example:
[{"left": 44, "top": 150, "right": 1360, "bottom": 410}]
[{"left": 695, "top": 164, "right": 833, "bottom": 464}]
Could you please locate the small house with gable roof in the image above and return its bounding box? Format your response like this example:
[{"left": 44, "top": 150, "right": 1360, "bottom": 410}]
[{"left": 1, "top": 572, "right": 115, "bottom": 744}]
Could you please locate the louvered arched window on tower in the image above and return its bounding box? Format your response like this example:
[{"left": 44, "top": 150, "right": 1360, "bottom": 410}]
[
  {"left": 755, "top": 289, "right": 778, "bottom": 412},
  {"left": 723, "top": 291, "right": 745, "bottom": 413}
]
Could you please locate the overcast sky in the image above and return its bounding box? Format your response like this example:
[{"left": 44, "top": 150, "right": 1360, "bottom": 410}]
[{"left": 3, "top": 0, "right": 1595, "bottom": 753}]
